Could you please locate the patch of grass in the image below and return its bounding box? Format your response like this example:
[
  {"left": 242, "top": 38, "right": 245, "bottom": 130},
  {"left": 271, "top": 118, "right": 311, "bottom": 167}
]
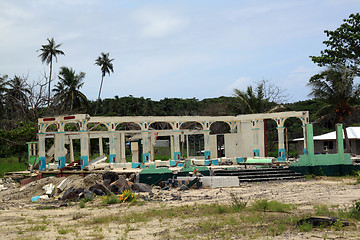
[
  {"left": 58, "top": 228, "right": 69, "bottom": 235},
  {"left": 314, "top": 204, "right": 336, "bottom": 216},
  {"left": 297, "top": 221, "right": 313, "bottom": 232},
  {"left": 0, "top": 156, "right": 27, "bottom": 178},
  {"left": 229, "top": 192, "right": 248, "bottom": 211},
  {"left": 26, "top": 225, "right": 47, "bottom": 231},
  {"left": 251, "top": 199, "right": 294, "bottom": 212},
  {"left": 102, "top": 194, "right": 121, "bottom": 205}
]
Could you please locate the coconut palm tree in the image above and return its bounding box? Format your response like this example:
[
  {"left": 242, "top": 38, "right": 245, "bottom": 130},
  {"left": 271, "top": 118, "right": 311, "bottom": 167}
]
[
  {"left": 308, "top": 64, "right": 360, "bottom": 153},
  {"left": 5, "top": 75, "right": 31, "bottom": 120},
  {"left": 95, "top": 52, "right": 114, "bottom": 114},
  {"left": 53, "top": 67, "right": 88, "bottom": 112},
  {"left": 38, "top": 38, "right": 65, "bottom": 106},
  {"left": 0, "top": 74, "right": 8, "bottom": 119}
]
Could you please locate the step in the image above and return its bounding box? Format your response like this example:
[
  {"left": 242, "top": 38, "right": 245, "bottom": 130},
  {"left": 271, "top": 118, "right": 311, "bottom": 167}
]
[{"left": 239, "top": 175, "right": 304, "bottom": 182}]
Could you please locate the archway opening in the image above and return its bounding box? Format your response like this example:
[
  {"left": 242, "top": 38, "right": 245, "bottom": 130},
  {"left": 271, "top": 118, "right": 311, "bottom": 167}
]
[{"left": 210, "top": 121, "right": 231, "bottom": 158}]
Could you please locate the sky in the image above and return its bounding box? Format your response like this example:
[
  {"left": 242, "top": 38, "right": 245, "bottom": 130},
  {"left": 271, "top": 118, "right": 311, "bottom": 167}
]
[{"left": 0, "top": 0, "right": 358, "bottom": 103}]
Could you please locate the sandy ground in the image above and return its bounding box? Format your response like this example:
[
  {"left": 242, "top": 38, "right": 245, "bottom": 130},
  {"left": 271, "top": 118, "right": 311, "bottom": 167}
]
[{"left": 1, "top": 177, "right": 360, "bottom": 239}]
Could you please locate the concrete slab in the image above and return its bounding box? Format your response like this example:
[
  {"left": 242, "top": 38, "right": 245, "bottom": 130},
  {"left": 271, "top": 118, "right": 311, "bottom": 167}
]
[{"left": 200, "top": 176, "right": 239, "bottom": 188}]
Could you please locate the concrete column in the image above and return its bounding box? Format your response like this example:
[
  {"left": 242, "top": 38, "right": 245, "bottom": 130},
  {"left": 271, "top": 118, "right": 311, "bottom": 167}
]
[
  {"left": 69, "top": 138, "right": 74, "bottom": 162},
  {"left": 142, "top": 131, "right": 150, "bottom": 162},
  {"left": 120, "top": 133, "right": 126, "bottom": 163},
  {"left": 170, "top": 135, "right": 174, "bottom": 158},
  {"left": 56, "top": 133, "right": 67, "bottom": 169},
  {"left": 186, "top": 135, "right": 190, "bottom": 159},
  {"left": 203, "top": 130, "right": 211, "bottom": 159},
  {"left": 251, "top": 120, "right": 260, "bottom": 157},
  {"left": 131, "top": 141, "right": 139, "bottom": 163},
  {"left": 99, "top": 137, "right": 103, "bottom": 156},
  {"left": 277, "top": 127, "right": 286, "bottom": 161},
  {"left": 336, "top": 124, "right": 345, "bottom": 163},
  {"left": 80, "top": 132, "right": 90, "bottom": 169},
  {"left": 173, "top": 133, "right": 181, "bottom": 160},
  {"left": 302, "top": 126, "right": 307, "bottom": 155},
  {"left": 38, "top": 134, "right": 46, "bottom": 171},
  {"left": 306, "top": 124, "right": 315, "bottom": 156},
  {"left": 109, "top": 133, "right": 116, "bottom": 163}
]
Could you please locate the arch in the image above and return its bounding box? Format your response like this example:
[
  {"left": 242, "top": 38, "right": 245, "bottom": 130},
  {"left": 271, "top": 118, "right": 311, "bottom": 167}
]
[
  {"left": 180, "top": 121, "right": 203, "bottom": 131},
  {"left": 64, "top": 122, "right": 80, "bottom": 132},
  {"left": 86, "top": 122, "right": 109, "bottom": 131},
  {"left": 115, "top": 122, "right": 141, "bottom": 131},
  {"left": 45, "top": 123, "right": 57, "bottom": 132},
  {"left": 148, "top": 122, "right": 173, "bottom": 130},
  {"left": 209, "top": 121, "right": 231, "bottom": 135}
]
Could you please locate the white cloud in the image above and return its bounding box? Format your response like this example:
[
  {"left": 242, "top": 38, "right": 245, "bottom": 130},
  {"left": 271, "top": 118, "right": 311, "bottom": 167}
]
[
  {"left": 132, "top": 8, "right": 188, "bottom": 38},
  {"left": 225, "top": 77, "right": 252, "bottom": 94}
]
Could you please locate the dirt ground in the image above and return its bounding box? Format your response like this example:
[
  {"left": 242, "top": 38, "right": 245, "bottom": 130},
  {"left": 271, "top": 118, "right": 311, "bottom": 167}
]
[{"left": 1, "top": 176, "right": 360, "bottom": 239}]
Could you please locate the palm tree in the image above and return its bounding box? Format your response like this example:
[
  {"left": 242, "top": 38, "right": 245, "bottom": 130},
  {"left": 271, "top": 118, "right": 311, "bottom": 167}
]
[
  {"left": 38, "top": 38, "right": 65, "bottom": 106},
  {"left": 5, "top": 75, "right": 31, "bottom": 120},
  {"left": 234, "top": 82, "right": 270, "bottom": 114},
  {"left": 53, "top": 67, "right": 88, "bottom": 112},
  {"left": 0, "top": 74, "right": 8, "bottom": 119},
  {"left": 95, "top": 52, "right": 114, "bottom": 114},
  {"left": 308, "top": 64, "right": 360, "bottom": 153}
]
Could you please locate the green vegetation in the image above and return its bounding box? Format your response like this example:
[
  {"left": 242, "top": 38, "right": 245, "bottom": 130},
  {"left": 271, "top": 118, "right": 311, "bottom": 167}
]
[{"left": 0, "top": 156, "right": 27, "bottom": 177}]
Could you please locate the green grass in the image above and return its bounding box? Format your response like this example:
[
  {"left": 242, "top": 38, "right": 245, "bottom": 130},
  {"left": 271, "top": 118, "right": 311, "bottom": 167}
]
[{"left": 0, "top": 156, "right": 28, "bottom": 177}]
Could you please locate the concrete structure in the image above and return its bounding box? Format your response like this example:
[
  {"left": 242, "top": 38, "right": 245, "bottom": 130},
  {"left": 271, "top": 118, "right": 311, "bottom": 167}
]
[
  {"left": 37, "top": 111, "right": 309, "bottom": 170},
  {"left": 293, "top": 127, "right": 360, "bottom": 155},
  {"left": 290, "top": 124, "right": 355, "bottom": 176}
]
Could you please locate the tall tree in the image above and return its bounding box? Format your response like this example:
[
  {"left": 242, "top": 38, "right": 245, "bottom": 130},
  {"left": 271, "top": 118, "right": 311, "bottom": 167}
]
[
  {"left": 308, "top": 64, "right": 360, "bottom": 153},
  {"left": 95, "top": 52, "right": 114, "bottom": 114},
  {"left": 38, "top": 37, "right": 65, "bottom": 106},
  {"left": 310, "top": 13, "right": 360, "bottom": 70},
  {"left": 0, "top": 74, "right": 8, "bottom": 119},
  {"left": 5, "top": 75, "right": 31, "bottom": 121},
  {"left": 53, "top": 67, "right": 88, "bottom": 112}
]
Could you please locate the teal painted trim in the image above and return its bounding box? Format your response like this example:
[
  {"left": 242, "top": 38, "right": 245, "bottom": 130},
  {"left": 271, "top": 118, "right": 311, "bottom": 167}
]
[
  {"left": 80, "top": 156, "right": 88, "bottom": 170},
  {"left": 170, "top": 160, "right": 176, "bottom": 167},
  {"left": 251, "top": 128, "right": 260, "bottom": 130},
  {"left": 203, "top": 130, "right": 211, "bottom": 132},
  {"left": 178, "top": 163, "right": 184, "bottom": 167},
  {"left": 291, "top": 153, "right": 352, "bottom": 167},
  {"left": 56, "top": 131, "right": 66, "bottom": 134},
  {"left": 204, "top": 151, "right": 211, "bottom": 160},
  {"left": 337, "top": 124, "right": 345, "bottom": 163},
  {"left": 253, "top": 149, "right": 260, "bottom": 157},
  {"left": 277, "top": 148, "right": 286, "bottom": 161},
  {"left": 142, "top": 153, "right": 150, "bottom": 162},
  {"left": 172, "top": 130, "right": 181, "bottom": 132},
  {"left": 212, "top": 159, "right": 219, "bottom": 165},
  {"left": 79, "top": 130, "right": 89, "bottom": 132},
  {"left": 132, "top": 163, "right": 141, "bottom": 168},
  {"left": 39, "top": 157, "right": 46, "bottom": 171},
  {"left": 236, "top": 157, "right": 244, "bottom": 163},
  {"left": 58, "top": 156, "right": 66, "bottom": 169},
  {"left": 303, "top": 148, "right": 307, "bottom": 155},
  {"left": 204, "top": 160, "right": 210, "bottom": 166},
  {"left": 109, "top": 154, "right": 116, "bottom": 163},
  {"left": 276, "top": 127, "right": 285, "bottom": 129},
  {"left": 37, "top": 133, "right": 47, "bottom": 135},
  {"left": 174, "top": 151, "right": 181, "bottom": 160},
  {"left": 141, "top": 130, "right": 149, "bottom": 133}
]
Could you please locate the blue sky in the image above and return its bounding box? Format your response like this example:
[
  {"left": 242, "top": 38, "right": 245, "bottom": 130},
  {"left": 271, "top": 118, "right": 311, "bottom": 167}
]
[{"left": 0, "top": 0, "right": 358, "bottom": 102}]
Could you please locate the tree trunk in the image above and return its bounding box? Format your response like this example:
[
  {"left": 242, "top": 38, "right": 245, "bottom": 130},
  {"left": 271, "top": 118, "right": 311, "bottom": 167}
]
[
  {"left": 95, "top": 75, "right": 104, "bottom": 115},
  {"left": 48, "top": 58, "right": 53, "bottom": 107}
]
